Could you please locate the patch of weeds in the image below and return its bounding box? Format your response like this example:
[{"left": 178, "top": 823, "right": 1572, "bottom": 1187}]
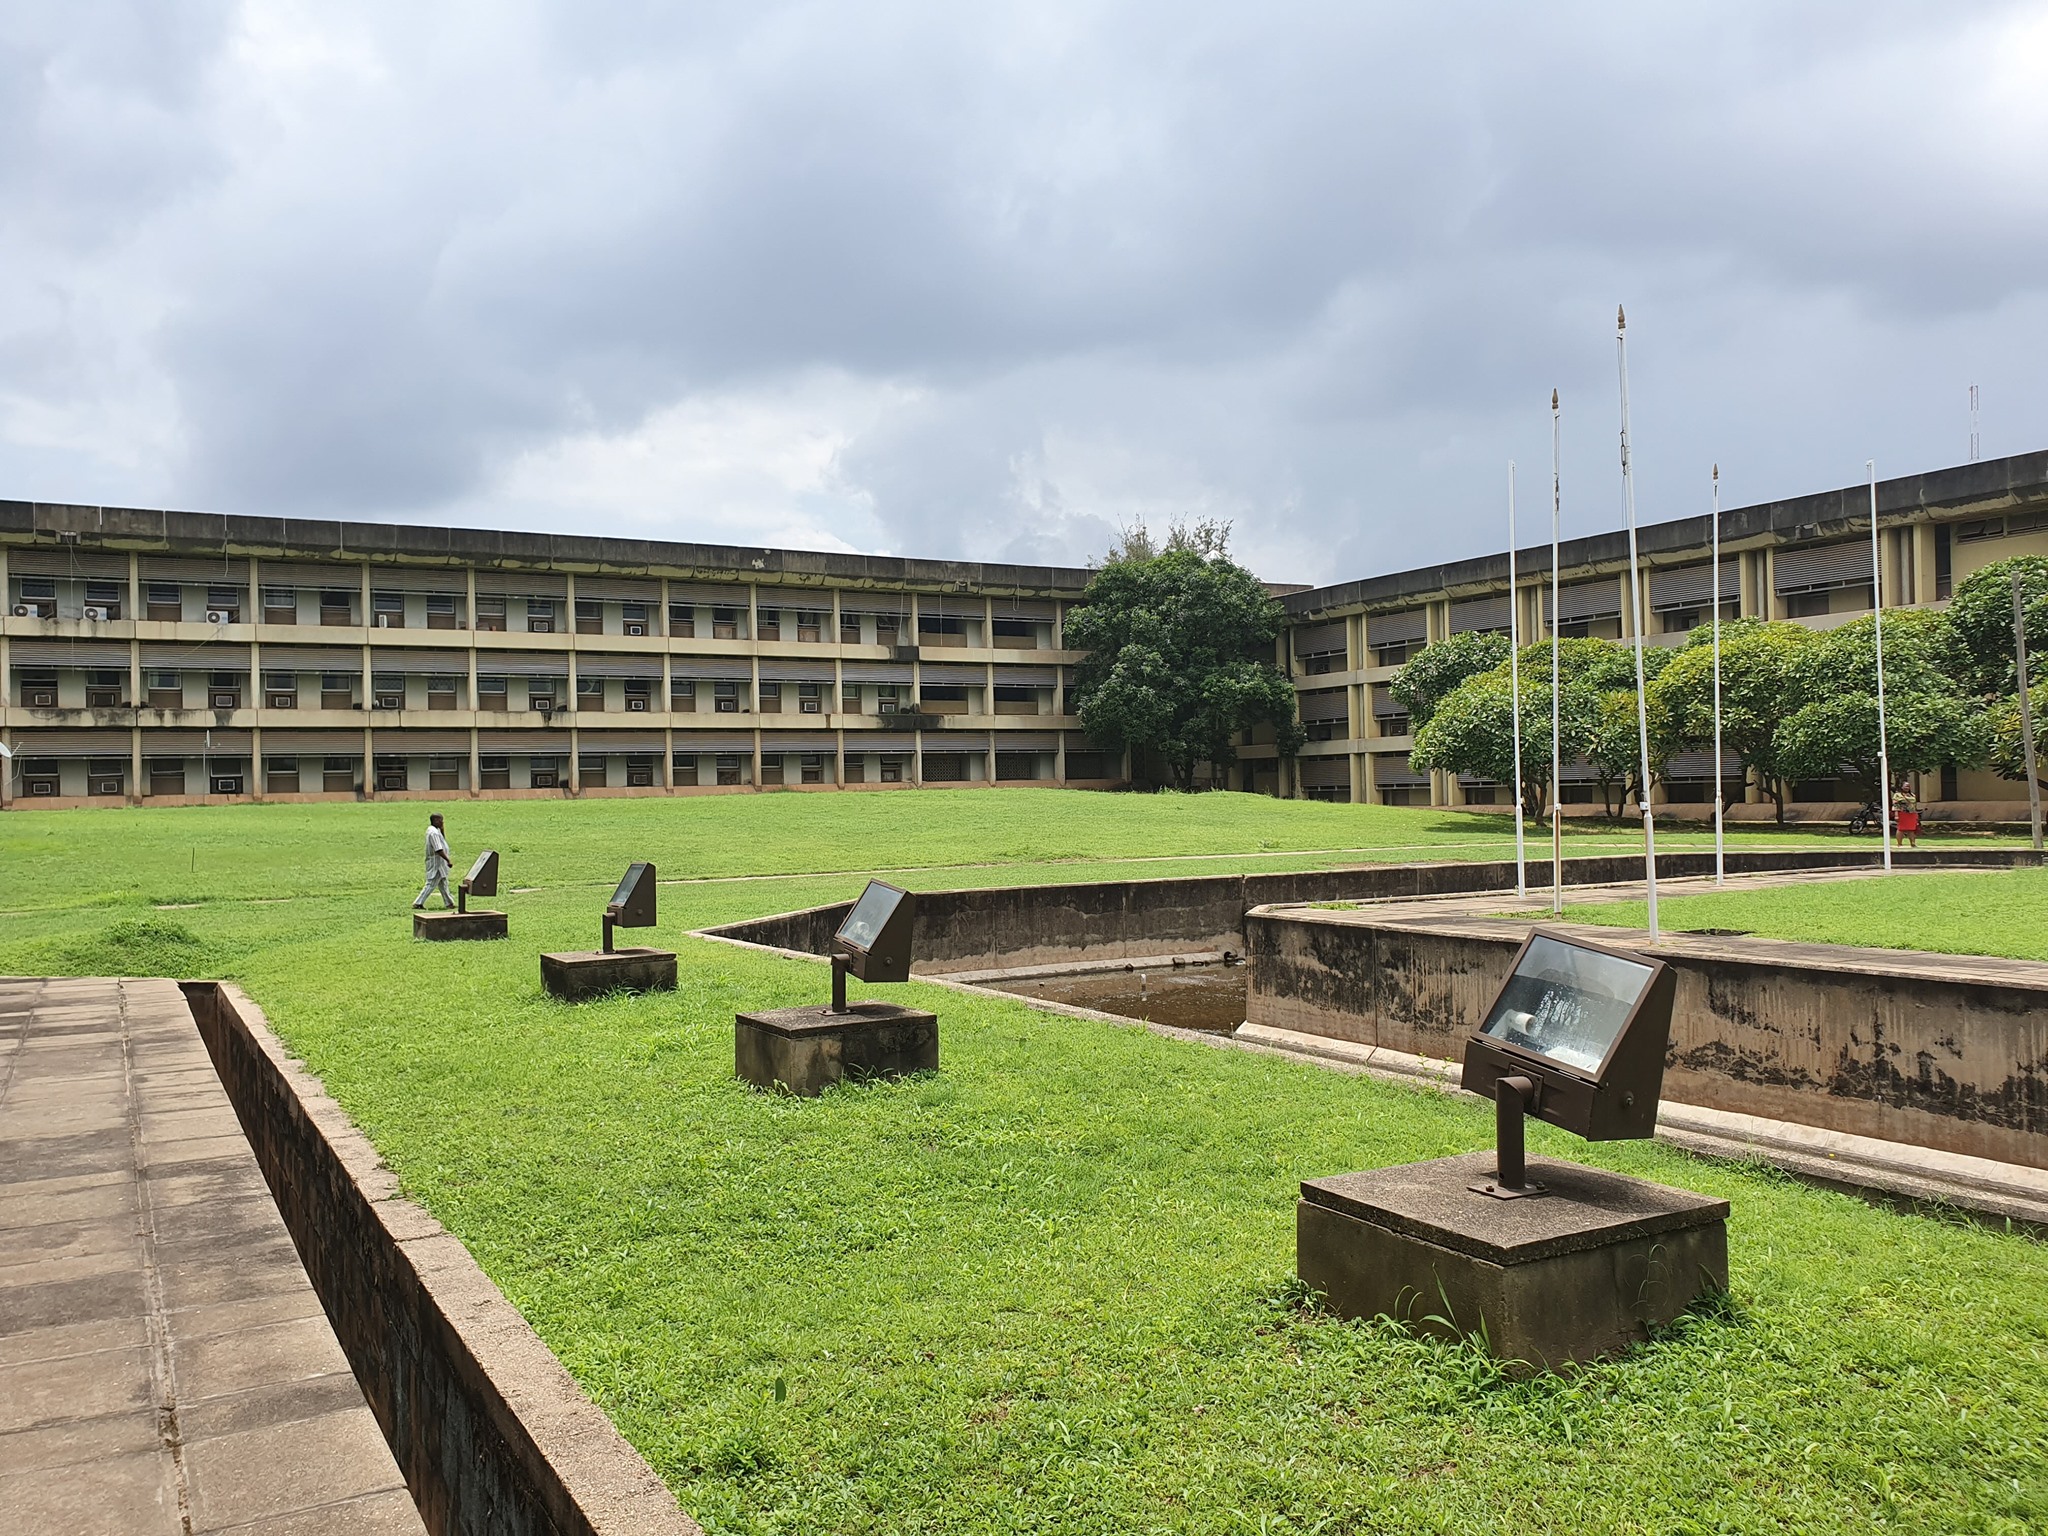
[{"left": 51, "top": 917, "right": 231, "bottom": 978}]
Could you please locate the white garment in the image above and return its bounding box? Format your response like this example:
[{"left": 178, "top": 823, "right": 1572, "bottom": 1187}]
[{"left": 424, "top": 825, "right": 451, "bottom": 877}]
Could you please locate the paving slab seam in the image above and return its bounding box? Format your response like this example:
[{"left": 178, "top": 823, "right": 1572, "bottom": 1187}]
[{"left": 119, "top": 980, "right": 199, "bottom": 1536}]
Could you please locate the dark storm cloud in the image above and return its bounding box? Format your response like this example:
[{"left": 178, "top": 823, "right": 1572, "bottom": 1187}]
[{"left": 1, "top": 1, "right": 2042, "bottom": 580}]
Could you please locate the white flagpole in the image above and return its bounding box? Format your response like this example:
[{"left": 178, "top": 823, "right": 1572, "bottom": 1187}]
[
  {"left": 1870, "top": 460, "right": 1893, "bottom": 872},
  {"left": 1617, "top": 306, "right": 1659, "bottom": 940},
  {"left": 1550, "top": 389, "right": 1563, "bottom": 915},
  {"left": 1508, "top": 461, "right": 1526, "bottom": 898},
  {"left": 1712, "top": 464, "right": 1725, "bottom": 886}
]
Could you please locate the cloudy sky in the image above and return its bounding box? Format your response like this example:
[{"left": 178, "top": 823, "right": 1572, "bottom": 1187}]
[{"left": 3, "top": 3, "right": 2043, "bottom": 585}]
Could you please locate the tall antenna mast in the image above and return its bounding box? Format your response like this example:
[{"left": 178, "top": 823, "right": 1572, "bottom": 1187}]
[
  {"left": 1550, "top": 388, "right": 1563, "bottom": 915},
  {"left": 1870, "top": 460, "right": 1893, "bottom": 873},
  {"left": 1970, "top": 384, "right": 1980, "bottom": 463},
  {"left": 1508, "top": 461, "right": 1525, "bottom": 899},
  {"left": 1616, "top": 306, "right": 1659, "bottom": 939}
]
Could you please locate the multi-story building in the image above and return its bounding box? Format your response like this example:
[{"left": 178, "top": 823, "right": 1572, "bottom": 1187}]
[
  {"left": 0, "top": 506, "right": 1105, "bottom": 806},
  {"left": 1268, "top": 449, "right": 2048, "bottom": 811},
  {"left": 5, "top": 448, "right": 2046, "bottom": 811}
]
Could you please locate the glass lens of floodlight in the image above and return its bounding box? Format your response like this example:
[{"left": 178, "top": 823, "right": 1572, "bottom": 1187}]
[
  {"left": 837, "top": 882, "right": 901, "bottom": 953},
  {"left": 1478, "top": 934, "right": 1654, "bottom": 1074}
]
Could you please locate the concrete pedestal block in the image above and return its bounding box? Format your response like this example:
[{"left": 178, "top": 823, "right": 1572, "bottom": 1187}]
[
  {"left": 1298, "top": 1152, "right": 1728, "bottom": 1370},
  {"left": 540, "top": 948, "right": 677, "bottom": 1001},
  {"left": 735, "top": 1003, "right": 938, "bottom": 1096},
  {"left": 414, "top": 909, "right": 509, "bottom": 941}
]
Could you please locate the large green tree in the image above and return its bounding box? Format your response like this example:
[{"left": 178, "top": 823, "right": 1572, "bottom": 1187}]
[
  {"left": 1646, "top": 619, "right": 1816, "bottom": 823},
  {"left": 1389, "top": 630, "right": 1510, "bottom": 729},
  {"left": 1943, "top": 555, "right": 2048, "bottom": 693},
  {"left": 1062, "top": 537, "right": 1303, "bottom": 791}
]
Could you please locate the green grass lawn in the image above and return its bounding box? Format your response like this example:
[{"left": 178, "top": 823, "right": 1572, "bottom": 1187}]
[
  {"left": 4, "top": 792, "right": 2044, "bottom": 1534},
  {"left": 1566, "top": 867, "right": 2048, "bottom": 962}
]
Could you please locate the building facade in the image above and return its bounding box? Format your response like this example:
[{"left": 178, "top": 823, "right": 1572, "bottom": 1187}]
[
  {"left": 0, "top": 506, "right": 1109, "bottom": 807},
  {"left": 1271, "top": 450, "right": 2048, "bottom": 811},
  {"left": 6, "top": 448, "right": 2048, "bottom": 811}
]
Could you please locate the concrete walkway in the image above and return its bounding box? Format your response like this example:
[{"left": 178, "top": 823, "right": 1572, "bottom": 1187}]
[{"left": 0, "top": 976, "right": 427, "bottom": 1536}]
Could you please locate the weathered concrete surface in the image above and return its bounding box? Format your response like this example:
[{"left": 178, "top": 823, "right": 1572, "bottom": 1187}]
[
  {"left": 182, "top": 981, "right": 698, "bottom": 1536},
  {"left": 0, "top": 975, "right": 428, "bottom": 1536},
  {"left": 1246, "top": 895, "right": 2048, "bottom": 1170},
  {"left": 735, "top": 1003, "right": 939, "bottom": 1096},
  {"left": 703, "top": 847, "right": 2039, "bottom": 975},
  {"left": 414, "top": 911, "right": 509, "bottom": 942},
  {"left": 539, "top": 949, "right": 677, "bottom": 1001},
  {"left": 1298, "top": 1152, "right": 1728, "bottom": 1368}
]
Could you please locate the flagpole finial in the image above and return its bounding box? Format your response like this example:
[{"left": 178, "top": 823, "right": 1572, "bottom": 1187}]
[
  {"left": 1617, "top": 304, "right": 1626, "bottom": 331},
  {"left": 1713, "top": 463, "right": 1719, "bottom": 481},
  {"left": 1551, "top": 388, "right": 1559, "bottom": 410}
]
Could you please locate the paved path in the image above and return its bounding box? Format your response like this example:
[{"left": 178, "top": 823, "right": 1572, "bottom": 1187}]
[{"left": 0, "top": 976, "right": 427, "bottom": 1536}]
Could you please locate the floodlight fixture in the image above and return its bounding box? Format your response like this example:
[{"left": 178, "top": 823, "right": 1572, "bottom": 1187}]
[
  {"left": 459, "top": 850, "right": 499, "bottom": 914},
  {"left": 602, "top": 861, "right": 657, "bottom": 953},
  {"left": 828, "top": 880, "right": 916, "bottom": 1012},
  {"left": 1461, "top": 929, "right": 1675, "bottom": 1200}
]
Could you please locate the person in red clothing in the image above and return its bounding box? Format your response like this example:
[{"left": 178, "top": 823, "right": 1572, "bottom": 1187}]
[{"left": 1891, "top": 779, "right": 1921, "bottom": 849}]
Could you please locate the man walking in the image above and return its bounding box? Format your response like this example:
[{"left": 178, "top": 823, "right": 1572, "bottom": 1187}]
[{"left": 415, "top": 814, "right": 455, "bottom": 910}]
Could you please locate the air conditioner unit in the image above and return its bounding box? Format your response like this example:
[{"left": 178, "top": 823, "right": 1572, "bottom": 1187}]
[
  {"left": 528, "top": 618, "right": 554, "bottom": 633},
  {"left": 90, "top": 776, "right": 123, "bottom": 795},
  {"left": 624, "top": 622, "right": 646, "bottom": 637},
  {"left": 626, "top": 696, "right": 648, "bottom": 712},
  {"left": 25, "top": 688, "right": 58, "bottom": 708},
  {"left": 83, "top": 605, "right": 110, "bottom": 621},
  {"left": 531, "top": 771, "right": 560, "bottom": 789},
  {"left": 374, "top": 692, "right": 404, "bottom": 710},
  {"left": 27, "top": 779, "right": 58, "bottom": 796},
  {"left": 268, "top": 693, "right": 296, "bottom": 709},
  {"left": 206, "top": 609, "right": 231, "bottom": 625},
  {"left": 10, "top": 604, "right": 31, "bottom": 618},
  {"left": 376, "top": 770, "right": 408, "bottom": 791},
  {"left": 800, "top": 698, "right": 822, "bottom": 714},
  {"left": 627, "top": 768, "right": 654, "bottom": 787},
  {"left": 375, "top": 612, "right": 392, "bottom": 628},
  {"left": 210, "top": 692, "right": 239, "bottom": 709},
  {"left": 210, "top": 775, "right": 245, "bottom": 795}
]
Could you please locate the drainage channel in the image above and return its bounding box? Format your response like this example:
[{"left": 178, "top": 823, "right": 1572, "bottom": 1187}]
[{"left": 973, "top": 958, "right": 1249, "bottom": 1034}]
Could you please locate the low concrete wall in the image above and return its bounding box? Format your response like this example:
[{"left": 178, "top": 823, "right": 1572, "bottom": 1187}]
[
  {"left": 181, "top": 981, "right": 698, "bottom": 1536},
  {"left": 1242, "top": 911, "right": 2048, "bottom": 1171},
  {"left": 702, "top": 847, "right": 2039, "bottom": 974}
]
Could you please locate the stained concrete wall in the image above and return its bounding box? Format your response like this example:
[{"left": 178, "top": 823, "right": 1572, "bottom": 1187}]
[
  {"left": 1242, "top": 911, "right": 2048, "bottom": 1171},
  {"left": 181, "top": 982, "right": 698, "bottom": 1536},
  {"left": 702, "top": 847, "right": 2038, "bottom": 975}
]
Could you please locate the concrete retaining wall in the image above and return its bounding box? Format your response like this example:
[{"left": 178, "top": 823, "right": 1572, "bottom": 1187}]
[
  {"left": 181, "top": 981, "right": 698, "bottom": 1536},
  {"left": 1242, "top": 912, "right": 2048, "bottom": 1171},
  {"left": 703, "top": 847, "right": 2039, "bottom": 974}
]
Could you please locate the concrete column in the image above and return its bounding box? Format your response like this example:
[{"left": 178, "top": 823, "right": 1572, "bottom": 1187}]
[
  {"left": 128, "top": 552, "right": 143, "bottom": 803},
  {"left": 1760, "top": 546, "right": 1777, "bottom": 620},
  {"left": 565, "top": 572, "right": 579, "bottom": 794},
  {"left": 360, "top": 560, "right": 374, "bottom": 798},
  {"left": 248, "top": 556, "right": 263, "bottom": 801},
  {"left": 0, "top": 544, "right": 9, "bottom": 809},
  {"left": 465, "top": 567, "right": 480, "bottom": 797},
  {"left": 831, "top": 586, "right": 844, "bottom": 790},
  {"left": 1911, "top": 524, "right": 1937, "bottom": 606}
]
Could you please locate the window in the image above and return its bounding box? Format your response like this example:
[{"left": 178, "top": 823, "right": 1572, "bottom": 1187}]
[
  {"left": 840, "top": 612, "right": 862, "bottom": 643},
  {"left": 1786, "top": 592, "right": 1831, "bottom": 619},
  {"left": 476, "top": 593, "right": 507, "bottom": 631},
  {"left": 758, "top": 609, "right": 782, "bottom": 642},
  {"left": 578, "top": 753, "right": 607, "bottom": 788},
  {"left": 427, "top": 675, "right": 458, "bottom": 710},
  {"left": 479, "top": 675, "right": 508, "bottom": 710},
  {"left": 1373, "top": 641, "right": 1419, "bottom": 668},
  {"left": 796, "top": 610, "right": 823, "bottom": 643},
  {"left": 673, "top": 753, "right": 700, "bottom": 786},
  {"left": 529, "top": 755, "right": 561, "bottom": 790},
  {"left": 85, "top": 580, "right": 125, "bottom": 619},
  {"left": 265, "top": 670, "right": 298, "bottom": 708},
  {"left": 428, "top": 755, "right": 462, "bottom": 790},
  {"left": 844, "top": 755, "right": 866, "bottom": 783},
  {"left": 879, "top": 756, "right": 904, "bottom": 783},
  {"left": 371, "top": 590, "right": 405, "bottom": 628},
  {"left": 206, "top": 586, "right": 243, "bottom": 622},
  {"left": 480, "top": 755, "right": 512, "bottom": 790},
  {"left": 992, "top": 617, "right": 1037, "bottom": 647},
  {"left": 622, "top": 602, "right": 649, "bottom": 637},
  {"left": 374, "top": 755, "right": 409, "bottom": 792},
  {"left": 18, "top": 670, "right": 58, "bottom": 707},
  {"left": 798, "top": 682, "right": 823, "bottom": 713},
  {"left": 208, "top": 671, "right": 243, "bottom": 709},
  {"left": 319, "top": 588, "right": 353, "bottom": 625},
  {"left": 993, "top": 684, "right": 1038, "bottom": 714},
  {"left": 760, "top": 681, "right": 782, "bottom": 713},
  {"left": 996, "top": 752, "right": 1042, "bottom": 781},
  {"left": 426, "top": 592, "right": 458, "bottom": 629},
  {"left": 668, "top": 602, "right": 697, "bottom": 638},
  {"left": 263, "top": 587, "right": 296, "bottom": 622},
  {"left": 715, "top": 753, "right": 745, "bottom": 786},
  {"left": 88, "top": 758, "right": 126, "bottom": 797},
  {"left": 712, "top": 606, "right": 740, "bottom": 640},
  {"left": 877, "top": 684, "right": 900, "bottom": 712},
  {"left": 19, "top": 758, "right": 61, "bottom": 795},
  {"left": 876, "top": 613, "right": 900, "bottom": 645},
  {"left": 624, "top": 678, "right": 652, "bottom": 711},
  {"left": 527, "top": 598, "right": 555, "bottom": 633},
  {"left": 918, "top": 613, "right": 968, "bottom": 646},
  {"left": 147, "top": 670, "right": 183, "bottom": 709},
  {"left": 923, "top": 752, "right": 966, "bottom": 781},
  {"left": 372, "top": 673, "right": 405, "bottom": 709},
  {"left": 147, "top": 583, "right": 182, "bottom": 621},
  {"left": 671, "top": 679, "right": 697, "bottom": 712},
  {"left": 714, "top": 680, "right": 742, "bottom": 713},
  {"left": 842, "top": 683, "right": 863, "bottom": 713},
  {"left": 526, "top": 678, "right": 558, "bottom": 712},
  {"left": 576, "top": 599, "right": 603, "bottom": 635},
  {"left": 920, "top": 683, "right": 969, "bottom": 714},
  {"left": 148, "top": 760, "right": 187, "bottom": 797},
  {"left": 321, "top": 672, "right": 354, "bottom": 709},
  {"left": 800, "top": 753, "right": 825, "bottom": 784},
  {"left": 760, "top": 753, "right": 785, "bottom": 785},
  {"left": 16, "top": 577, "right": 57, "bottom": 614},
  {"left": 264, "top": 756, "right": 299, "bottom": 794},
  {"left": 86, "top": 669, "right": 125, "bottom": 708},
  {"left": 323, "top": 756, "right": 356, "bottom": 793},
  {"left": 576, "top": 675, "right": 605, "bottom": 712},
  {"left": 626, "top": 755, "right": 657, "bottom": 787}
]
